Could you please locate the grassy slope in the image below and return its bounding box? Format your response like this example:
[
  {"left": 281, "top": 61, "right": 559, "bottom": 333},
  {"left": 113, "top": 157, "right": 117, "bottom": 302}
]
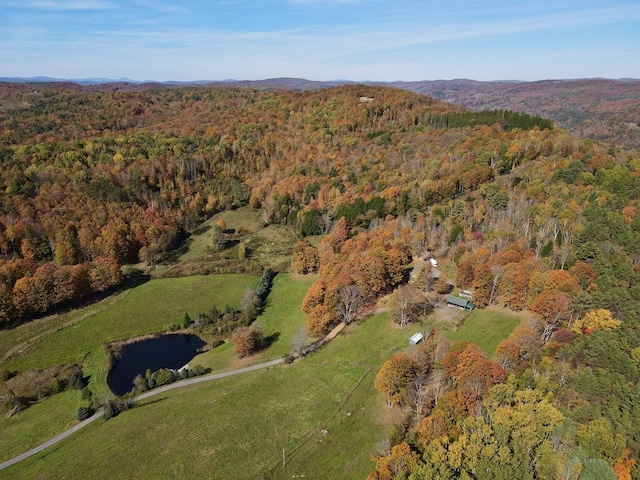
[
  {"left": 179, "top": 207, "right": 265, "bottom": 262},
  {"left": 3, "top": 299, "right": 414, "bottom": 479},
  {"left": 272, "top": 314, "right": 424, "bottom": 480},
  {"left": 0, "top": 390, "right": 81, "bottom": 463},
  {"left": 1, "top": 267, "right": 521, "bottom": 477},
  {"left": 187, "top": 273, "right": 317, "bottom": 372},
  {"left": 165, "top": 206, "right": 299, "bottom": 276},
  {"left": 0, "top": 274, "right": 257, "bottom": 463},
  {"left": 4, "top": 364, "right": 370, "bottom": 479},
  {"left": 0, "top": 292, "right": 127, "bottom": 364},
  {"left": 3, "top": 275, "right": 257, "bottom": 373},
  {"left": 257, "top": 273, "right": 318, "bottom": 359},
  {"left": 443, "top": 306, "right": 526, "bottom": 356}
]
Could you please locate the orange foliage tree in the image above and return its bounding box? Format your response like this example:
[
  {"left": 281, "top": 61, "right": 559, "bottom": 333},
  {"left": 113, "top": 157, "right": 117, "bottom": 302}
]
[
  {"left": 374, "top": 353, "right": 416, "bottom": 407},
  {"left": 530, "top": 290, "right": 574, "bottom": 343}
]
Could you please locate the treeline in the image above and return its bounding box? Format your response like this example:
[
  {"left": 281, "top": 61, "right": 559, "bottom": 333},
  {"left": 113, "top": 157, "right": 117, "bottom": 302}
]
[
  {"left": 302, "top": 217, "right": 411, "bottom": 336},
  {"left": 176, "top": 268, "right": 275, "bottom": 358},
  {"left": 0, "top": 257, "right": 122, "bottom": 326},
  {"left": 423, "top": 109, "right": 554, "bottom": 131}
]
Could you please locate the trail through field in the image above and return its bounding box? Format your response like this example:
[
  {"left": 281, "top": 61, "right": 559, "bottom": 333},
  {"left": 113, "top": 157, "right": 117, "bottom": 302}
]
[
  {"left": 322, "top": 322, "right": 345, "bottom": 341},
  {"left": 0, "top": 358, "right": 283, "bottom": 471}
]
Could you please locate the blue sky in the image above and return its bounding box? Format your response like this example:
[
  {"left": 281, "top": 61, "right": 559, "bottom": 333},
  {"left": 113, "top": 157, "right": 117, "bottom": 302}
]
[{"left": 1, "top": 0, "right": 639, "bottom": 81}]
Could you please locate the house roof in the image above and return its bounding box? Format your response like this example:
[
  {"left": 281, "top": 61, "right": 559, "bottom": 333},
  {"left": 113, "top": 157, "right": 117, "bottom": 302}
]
[
  {"left": 419, "top": 251, "right": 433, "bottom": 261},
  {"left": 446, "top": 294, "right": 475, "bottom": 310}
]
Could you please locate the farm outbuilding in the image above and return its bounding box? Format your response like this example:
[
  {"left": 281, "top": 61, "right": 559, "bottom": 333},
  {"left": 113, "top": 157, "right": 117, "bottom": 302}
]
[
  {"left": 446, "top": 295, "right": 475, "bottom": 310},
  {"left": 409, "top": 332, "right": 424, "bottom": 345}
]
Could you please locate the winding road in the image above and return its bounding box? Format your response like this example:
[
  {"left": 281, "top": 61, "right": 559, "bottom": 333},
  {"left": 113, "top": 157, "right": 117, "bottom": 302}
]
[{"left": 0, "top": 358, "right": 283, "bottom": 471}]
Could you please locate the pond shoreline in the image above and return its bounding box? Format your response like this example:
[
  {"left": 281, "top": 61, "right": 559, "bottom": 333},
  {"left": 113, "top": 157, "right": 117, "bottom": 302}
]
[{"left": 106, "top": 333, "right": 208, "bottom": 396}]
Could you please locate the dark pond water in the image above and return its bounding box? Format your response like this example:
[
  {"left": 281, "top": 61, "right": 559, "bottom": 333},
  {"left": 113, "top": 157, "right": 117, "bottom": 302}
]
[{"left": 107, "top": 334, "right": 206, "bottom": 396}]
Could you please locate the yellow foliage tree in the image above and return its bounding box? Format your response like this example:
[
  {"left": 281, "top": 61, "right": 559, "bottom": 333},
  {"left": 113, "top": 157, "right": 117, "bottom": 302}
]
[{"left": 571, "top": 309, "right": 621, "bottom": 334}]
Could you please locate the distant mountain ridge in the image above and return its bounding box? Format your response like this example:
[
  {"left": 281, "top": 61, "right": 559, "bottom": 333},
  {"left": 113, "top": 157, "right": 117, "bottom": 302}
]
[
  {"left": 2, "top": 75, "right": 638, "bottom": 86},
  {"left": 2, "top": 76, "right": 639, "bottom": 148}
]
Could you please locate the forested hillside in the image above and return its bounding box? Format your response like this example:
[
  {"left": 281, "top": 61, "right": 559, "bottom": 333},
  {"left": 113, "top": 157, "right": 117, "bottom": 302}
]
[
  {"left": 398, "top": 78, "right": 640, "bottom": 150},
  {"left": 0, "top": 83, "right": 550, "bottom": 326},
  {"left": 1, "top": 82, "right": 640, "bottom": 478}
]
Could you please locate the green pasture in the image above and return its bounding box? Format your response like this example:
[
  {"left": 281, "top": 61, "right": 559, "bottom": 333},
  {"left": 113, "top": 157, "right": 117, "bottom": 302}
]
[
  {"left": 0, "top": 266, "right": 524, "bottom": 478},
  {"left": 0, "top": 274, "right": 257, "bottom": 434},
  {"left": 0, "top": 390, "right": 81, "bottom": 463},
  {"left": 187, "top": 273, "right": 317, "bottom": 370},
  {"left": 2, "top": 275, "right": 257, "bottom": 373},
  {"left": 442, "top": 306, "right": 526, "bottom": 356},
  {"left": 0, "top": 272, "right": 311, "bottom": 465},
  {"left": 3, "top": 309, "right": 415, "bottom": 479},
  {"left": 257, "top": 273, "right": 318, "bottom": 359}
]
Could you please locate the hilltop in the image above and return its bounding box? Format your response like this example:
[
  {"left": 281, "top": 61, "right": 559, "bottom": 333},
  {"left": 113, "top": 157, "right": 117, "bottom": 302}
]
[{"left": 3, "top": 76, "right": 639, "bottom": 148}]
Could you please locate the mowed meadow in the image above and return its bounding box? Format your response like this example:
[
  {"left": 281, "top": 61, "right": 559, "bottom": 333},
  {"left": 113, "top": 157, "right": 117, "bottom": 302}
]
[
  {"left": 1, "top": 271, "right": 419, "bottom": 479},
  {"left": 0, "top": 274, "right": 257, "bottom": 462},
  {"left": 441, "top": 306, "right": 526, "bottom": 356}
]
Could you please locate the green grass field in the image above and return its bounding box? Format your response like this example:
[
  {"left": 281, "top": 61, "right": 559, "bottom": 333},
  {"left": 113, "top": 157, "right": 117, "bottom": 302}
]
[
  {"left": 0, "top": 265, "right": 523, "bottom": 478},
  {"left": 442, "top": 306, "right": 526, "bottom": 356},
  {"left": 0, "top": 390, "right": 81, "bottom": 463},
  {"left": 2, "top": 304, "right": 414, "bottom": 479},
  {"left": 186, "top": 273, "right": 317, "bottom": 372},
  {"left": 2, "top": 275, "right": 257, "bottom": 373},
  {"left": 0, "top": 274, "right": 258, "bottom": 463},
  {"left": 257, "top": 273, "right": 318, "bottom": 359}
]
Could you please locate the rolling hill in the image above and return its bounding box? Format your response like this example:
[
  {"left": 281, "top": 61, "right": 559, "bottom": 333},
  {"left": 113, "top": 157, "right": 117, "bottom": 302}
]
[{"left": 0, "top": 81, "right": 639, "bottom": 478}]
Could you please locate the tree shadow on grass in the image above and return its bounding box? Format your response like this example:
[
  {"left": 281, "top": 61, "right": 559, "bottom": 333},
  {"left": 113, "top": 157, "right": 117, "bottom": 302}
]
[
  {"left": 264, "top": 331, "right": 280, "bottom": 349},
  {"left": 192, "top": 225, "right": 212, "bottom": 236},
  {"left": 134, "top": 397, "right": 167, "bottom": 409}
]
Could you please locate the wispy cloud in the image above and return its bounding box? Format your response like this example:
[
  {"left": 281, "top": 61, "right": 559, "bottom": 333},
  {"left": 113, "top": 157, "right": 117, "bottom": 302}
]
[
  {"left": 2, "top": 0, "right": 639, "bottom": 81},
  {"left": 8, "top": 0, "right": 112, "bottom": 10},
  {"left": 130, "top": 0, "right": 189, "bottom": 15}
]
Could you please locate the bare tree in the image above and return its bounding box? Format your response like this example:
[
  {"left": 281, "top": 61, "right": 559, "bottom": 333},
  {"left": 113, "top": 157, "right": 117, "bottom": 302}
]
[
  {"left": 320, "top": 211, "right": 333, "bottom": 235},
  {"left": 337, "top": 285, "right": 366, "bottom": 325},
  {"left": 410, "top": 377, "right": 430, "bottom": 417},
  {"left": 241, "top": 288, "right": 261, "bottom": 318},
  {"left": 432, "top": 334, "right": 451, "bottom": 365},
  {"left": 489, "top": 264, "right": 506, "bottom": 304},
  {"left": 428, "top": 369, "right": 445, "bottom": 407},
  {"left": 558, "top": 457, "right": 582, "bottom": 480},
  {"left": 290, "top": 326, "right": 310, "bottom": 357},
  {"left": 391, "top": 285, "right": 421, "bottom": 327}
]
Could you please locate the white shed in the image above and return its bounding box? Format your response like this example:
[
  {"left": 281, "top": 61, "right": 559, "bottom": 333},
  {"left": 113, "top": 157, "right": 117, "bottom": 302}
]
[{"left": 409, "top": 332, "right": 424, "bottom": 345}]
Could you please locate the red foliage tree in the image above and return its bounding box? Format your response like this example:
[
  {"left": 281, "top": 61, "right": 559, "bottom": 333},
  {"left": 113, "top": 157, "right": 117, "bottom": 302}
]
[
  {"left": 530, "top": 290, "right": 573, "bottom": 343},
  {"left": 455, "top": 258, "right": 475, "bottom": 289},
  {"left": 231, "top": 325, "right": 265, "bottom": 357},
  {"left": 472, "top": 263, "right": 493, "bottom": 307}
]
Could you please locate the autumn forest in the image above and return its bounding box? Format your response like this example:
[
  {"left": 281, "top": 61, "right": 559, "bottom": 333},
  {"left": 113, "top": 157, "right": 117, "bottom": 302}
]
[{"left": 1, "top": 81, "right": 640, "bottom": 479}]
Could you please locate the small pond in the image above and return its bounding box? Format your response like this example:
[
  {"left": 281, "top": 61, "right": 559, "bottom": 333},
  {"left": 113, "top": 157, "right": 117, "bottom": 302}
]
[{"left": 107, "top": 334, "right": 207, "bottom": 396}]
